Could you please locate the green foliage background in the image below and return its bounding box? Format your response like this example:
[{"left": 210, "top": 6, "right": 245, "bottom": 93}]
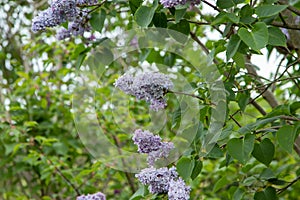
[{"left": 0, "top": 0, "right": 300, "bottom": 199}]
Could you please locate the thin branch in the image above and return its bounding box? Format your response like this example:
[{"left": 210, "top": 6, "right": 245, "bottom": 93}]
[
  {"left": 250, "top": 99, "right": 267, "bottom": 115},
  {"left": 277, "top": 176, "right": 300, "bottom": 194},
  {"left": 271, "top": 21, "right": 300, "bottom": 30},
  {"left": 278, "top": 0, "right": 300, "bottom": 16},
  {"left": 229, "top": 114, "right": 242, "bottom": 128},
  {"left": 201, "top": 0, "right": 222, "bottom": 12},
  {"left": 47, "top": 158, "right": 81, "bottom": 196}
]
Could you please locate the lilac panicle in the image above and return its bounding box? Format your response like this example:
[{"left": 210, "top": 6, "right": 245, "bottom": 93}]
[
  {"left": 32, "top": 8, "right": 64, "bottom": 32},
  {"left": 168, "top": 178, "right": 191, "bottom": 200},
  {"left": 76, "top": 0, "right": 98, "bottom": 5},
  {"left": 132, "top": 129, "right": 162, "bottom": 153},
  {"left": 132, "top": 129, "right": 174, "bottom": 166},
  {"left": 115, "top": 72, "right": 173, "bottom": 111},
  {"left": 76, "top": 192, "right": 106, "bottom": 200},
  {"left": 51, "top": 0, "right": 77, "bottom": 21},
  {"left": 56, "top": 27, "right": 71, "bottom": 40},
  {"left": 135, "top": 167, "right": 178, "bottom": 194},
  {"left": 147, "top": 142, "right": 175, "bottom": 166},
  {"left": 159, "top": 0, "right": 200, "bottom": 8}
]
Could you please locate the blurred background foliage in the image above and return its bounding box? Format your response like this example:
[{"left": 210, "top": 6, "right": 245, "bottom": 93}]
[{"left": 1, "top": 0, "right": 300, "bottom": 199}]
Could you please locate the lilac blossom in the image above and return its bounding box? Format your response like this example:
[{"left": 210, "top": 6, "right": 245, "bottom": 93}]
[
  {"left": 132, "top": 129, "right": 174, "bottom": 166},
  {"left": 168, "top": 178, "right": 191, "bottom": 200},
  {"left": 159, "top": 0, "right": 200, "bottom": 8},
  {"left": 115, "top": 72, "right": 173, "bottom": 111},
  {"left": 135, "top": 167, "right": 178, "bottom": 194},
  {"left": 76, "top": 192, "right": 106, "bottom": 200}
]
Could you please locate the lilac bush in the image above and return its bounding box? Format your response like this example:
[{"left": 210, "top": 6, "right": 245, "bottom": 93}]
[{"left": 159, "top": 0, "right": 200, "bottom": 8}]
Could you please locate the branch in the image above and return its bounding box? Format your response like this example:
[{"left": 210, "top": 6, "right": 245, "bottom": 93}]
[
  {"left": 278, "top": 0, "right": 300, "bottom": 16},
  {"left": 277, "top": 176, "right": 300, "bottom": 194},
  {"left": 201, "top": 0, "right": 222, "bottom": 12},
  {"left": 271, "top": 21, "right": 300, "bottom": 30}
]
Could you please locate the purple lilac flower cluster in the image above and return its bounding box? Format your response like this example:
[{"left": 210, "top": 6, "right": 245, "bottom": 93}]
[
  {"left": 136, "top": 167, "right": 190, "bottom": 199},
  {"left": 159, "top": 0, "right": 200, "bottom": 8},
  {"left": 32, "top": 0, "right": 97, "bottom": 40},
  {"left": 114, "top": 72, "right": 173, "bottom": 111},
  {"left": 133, "top": 129, "right": 190, "bottom": 199},
  {"left": 76, "top": 192, "right": 106, "bottom": 200},
  {"left": 132, "top": 129, "right": 174, "bottom": 166}
]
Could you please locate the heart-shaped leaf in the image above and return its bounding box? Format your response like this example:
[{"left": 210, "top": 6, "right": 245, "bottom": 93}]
[
  {"left": 227, "top": 134, "right": 255, "bottom": 164},
  {"left": 252, "top": 138, "right": 274, "bottom": 166},
  {"left": 238, "top": 22, "right": 268, "bottom": 51}
]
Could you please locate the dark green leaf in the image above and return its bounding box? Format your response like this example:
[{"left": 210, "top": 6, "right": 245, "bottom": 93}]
[
  {"left": 268, "top": 27, "right": 287, "bottom": 47},
  {"left": 226, "top": 34, "right": 241, "bottom": 61},
  {"left": 134, "top": 6, "right": 155, "bottom": 28},
  {"left": 237, "top": 92, "right": 250, "bottom": 112},
  {"left": 153, "top": 12, "right": 167, "bottom": 28},
  {"left": 252, "top": 138, "right": 274, "bottom": 166},
  {"left": 254, "top": 187, "right": 278, "bottom": 200},
  {"left": 176, "top": 157, "right": 195, "bottom": 181},
  {"left": 90, "top": 9, "right": 106, "bottom": 32},
  {"left": 129, "top": 0, "right": 143, "bottom": 14},
  {"left": 191, "top": 160, "right": 202, "bottom": 180},
  {"left": 212, "top": 12, "right": 240, "bottom": 25}
]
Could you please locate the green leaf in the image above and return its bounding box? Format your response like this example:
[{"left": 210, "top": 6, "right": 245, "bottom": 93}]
[
  {"left": 237, "top": 92, "right": 250, "bottom": 112},
  {"left": 238, "top": 116, "right": 280, "bottom": 134},
  {"left": 175, "top": 8, "right": 187, "bottom": 23},
  {"left": 129, "top": 0, "right": 143, "bottom": 14},
  {"left": 176, "top": 157, "right": 195, "bottom": 181},
  {"left": 130, "top": 185, "right": 146, "bottom": 200},
  {"left": 277, "top": 125, "right": 296, "bottom": 154},
  {"left": 134, "top": 6, "right": 155, "bottom": 28},
  {"left": 227, "top": 134, "right": 255, "bottom": 164},
  {"left": 134, "top": 0, "right": 158, "bottom": 28},
  {"left": 254, "top": 187, "right": 278, "bottom": 200},
  {"left": 226, "top": 34, "right": 241, "bottom": 61},
  {"left": 233, "top": 188, "right": 245, "bottom": 200},
  {"left": 171, "top": 106, "right": 181, "bottom": 129},
  {"left": 252, "top": 138, "right": 275, "bottom": 166},
  {"left": 268, "top": 27, "right": 287, "bottom": 47},
  {"left": 238, "top": 22, "right": 268, "bottom": 51},
  {"left": 212, "top": 12, "right": 240, "bottom": 25},
  {"left": 90, "top": 9, "right": 106, "bottom": 32},
  {"left": 191, "top": 160, "right": 202, "bottom": 180},
  {"left": 168, "top": 19, "right": 190, "bottom": 35},
  {"left": 213, "top": 176, "right": 229, "bottom": 192},
  {"left": 153, "top": 12, "right": 167, "bottom": 28},
  {"left": 216, "top": 0, "right": 244, "bottom": 9},
  {"left": 255, "top": 5, "right": 288, "bottom": 18},
  {"left": 233, "top": 52, "right": 245, "bottom": 68}
]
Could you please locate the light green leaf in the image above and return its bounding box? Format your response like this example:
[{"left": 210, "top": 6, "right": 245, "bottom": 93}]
[
  {"left": 212, "top": 12, "right": 240, "bottom": 25},
  {"left": 238, "top": 22, "right": 268, "bottom": 51},
  {"left": 255, "top": 5, "right": 288, "bottom": 18},
  {"left": 277, "top": 125, "right": 296, "bottom": 154},
  {"left": 175, "top": 8, "right": 187, "bottom": 23},
  {"left": 252, "top": 138, "right": 274, "bottom": 166},
  {"left": 134, "top": 0, "right": 158, "bottom": 28},
  {"left": 213, "top": 176, "right": 229, "bottom": 192},
  {"left": 227, "top": 134, "right": 255, "bottom": 164},
  {"left": 268, "top": 27, "right": 287, "bottom": 47}
]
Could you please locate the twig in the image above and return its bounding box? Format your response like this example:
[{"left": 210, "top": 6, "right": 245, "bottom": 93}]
[
  {"left": 278, "top": 0, "right": 300, "bottom": 16},
  {"left": 47, "top": 158, "right": 81, "bottom": 195},
  {"left": 229, "top": 114, "right": 242, "bottom": 127},
  {"left": 271, "top": 21, "right": 300, "bottom": 30},
  {"left": 201, "top": 0, "right": 222, "bottom": 12},
  {"left": 277, "top": 176, "right": 300, "bottom": 194}
]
